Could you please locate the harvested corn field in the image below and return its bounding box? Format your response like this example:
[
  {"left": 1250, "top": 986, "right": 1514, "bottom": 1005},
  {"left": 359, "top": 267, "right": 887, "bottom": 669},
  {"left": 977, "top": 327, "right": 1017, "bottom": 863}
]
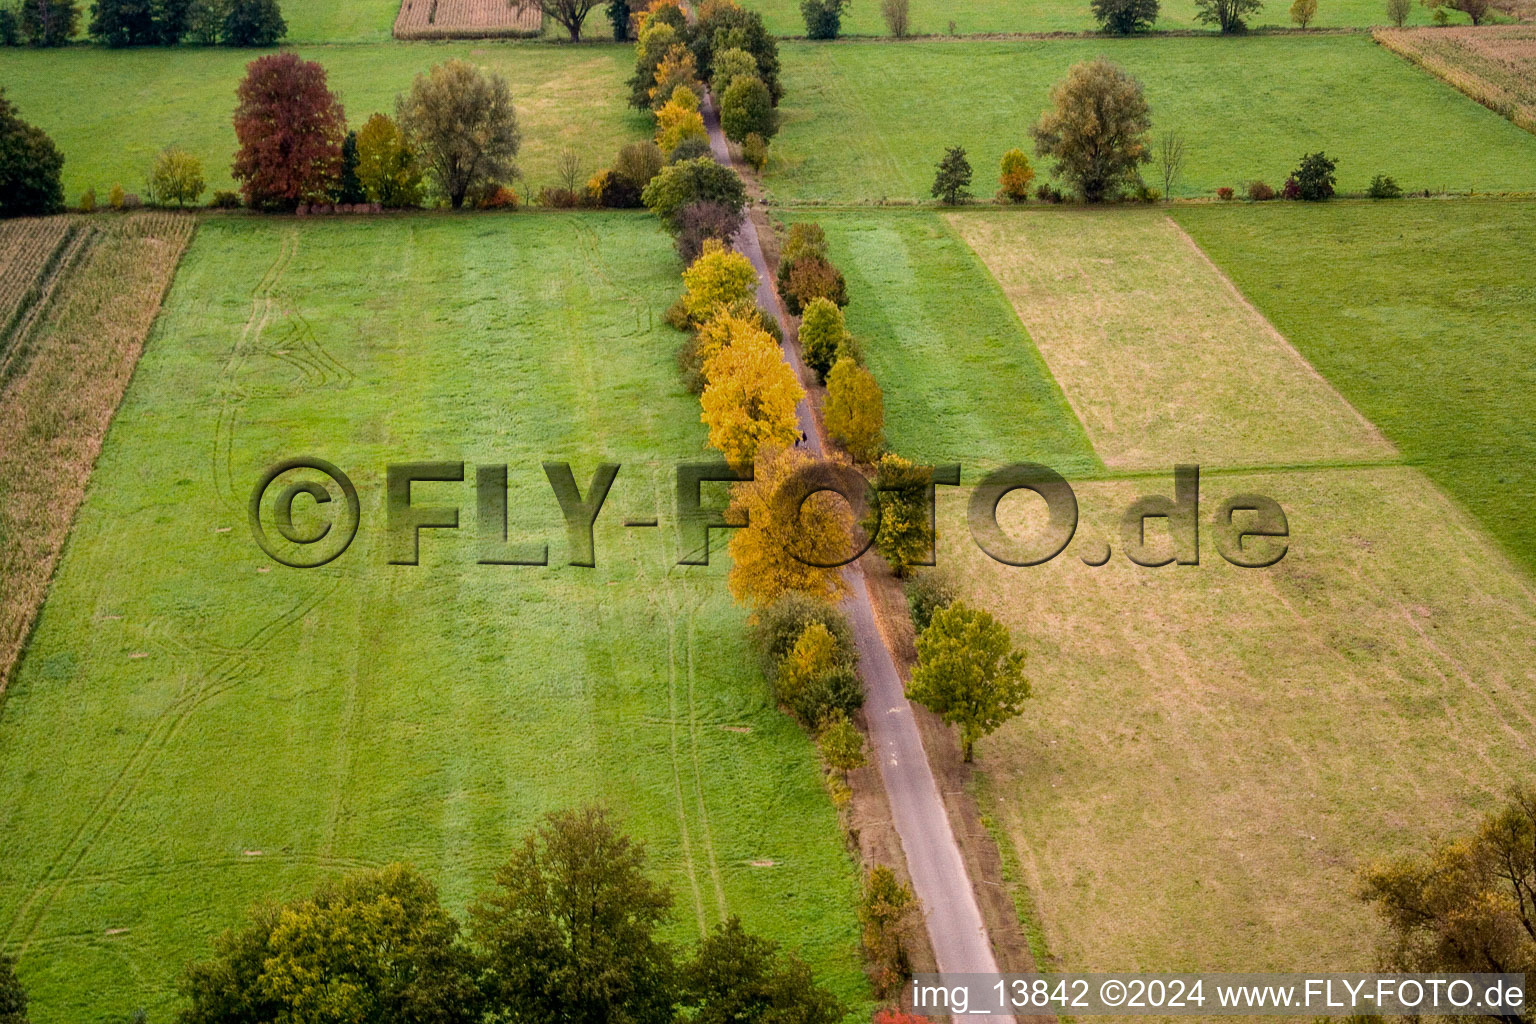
[
  {"left": 393, "top": 0, "right": 543, "bottom": 38},
  {"left": 0, "top": 213, "right": 196, "bottom": 691},
  {"left": 1376, "top": 26, "right": 1536, "bottom": 133}
]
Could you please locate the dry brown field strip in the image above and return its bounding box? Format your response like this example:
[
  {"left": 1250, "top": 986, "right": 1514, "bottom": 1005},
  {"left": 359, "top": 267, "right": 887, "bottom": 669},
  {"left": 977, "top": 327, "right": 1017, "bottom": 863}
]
[{"left": 946, "top": 208, "right": 1395, "bottom": 472}]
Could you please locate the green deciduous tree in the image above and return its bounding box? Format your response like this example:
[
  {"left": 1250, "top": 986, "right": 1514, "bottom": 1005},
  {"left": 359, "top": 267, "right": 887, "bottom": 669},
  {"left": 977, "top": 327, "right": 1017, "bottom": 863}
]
[
  {"left": 90, "top": 0, "right": 192, "bottom": 45},
  {"left": 797, "top": 296, "right": 849, "bottom": 381},
  {"left": 17, "top": 0, "right": 79, "bottom": 44},
  {"left": 930, "top": 145, "right": 972, "bottom": 204},
  {"left": 681, "top": 917, "right": 845, "bottom": 1024},
  {"left": 906, "top": 600, "right": 1030, "bottom": 761},
  {"left": 0, "top": 89, "right": 64, "bottom": 217},
  {"left": 817, "top": 710, "right": 866, "bottom": 775},
  {"left": 471, "top": 806, "right": 678, "bottom": 1024},
  {"left": 221, "top": 0, "right": 283, "bottom": 44},
  {"left": 1193, "top": 0, "right": 1261, "bottom": 31},
  {"left": 711, "top": 46, "right": 758, "bottom": 93},
  {"left": 641, "top": 156, "right": 746, "bottom": 231},
  {"left": 1091, "top": 0, "right": 1159, "bottom": 33},
  {"left": 355, "top": 112, "right": 423, "bottom": 207},
  {"left": 859, "top": 865, "right": 917, "bottom": 994},
  {"left": 1358, "top": 786, "right": 1536, "bottom": 980},
  {"left": 1290, "top": 150, "right": 1336, "bottom": 200},
  {"left": 518, "top": 0, "right": 600, "bottom": 40},
  {"left": 798, "top": 0, "right": 847, "bottom": 37},
  {"left": 720, "top": 75, "right": 774, "bottom": 143},
  {"left": 867, "top": 453, "right": 933, "bottom": 577},
  {"left": 904, "top": 567, "right": 957, "bottom": 634},
  {"left": 397, "top": 59, "right": 520, "bottom": 209},
  {"left": 1031, "top": 58, "right": 1151, "bottom": 202},
  {"left": 689, "top": 1, "right": 782, "bottom": 105},
  {"left": 0, "top": 954, "right": 28, "bottom": 1024},
  {"left": 1289, "top": 0, "right": 1316, "bottom": 26},
  {"left": 146, "top": 145, "right": 205, "bottom": 206},
  {"left": 179, "top": 864, "right": 480, "bottom": 1024}
]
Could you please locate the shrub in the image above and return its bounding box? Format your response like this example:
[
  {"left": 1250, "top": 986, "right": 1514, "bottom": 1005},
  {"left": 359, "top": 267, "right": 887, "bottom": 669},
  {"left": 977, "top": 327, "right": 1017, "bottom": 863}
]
[
  {"left": 0, "top": 952, "right": 28, "bottom": 1024},
  {"left": 860, "top": 866, "right": 918, "bottom": 995},
  {"left": 741, "top": 132, "right": 768, "bottom": 171},
  {"left": 591, "top": 168, "right": 641, "bottom": 208},
  {"left": 232, "top": 53, "right": 345, "bottom": 210},
  {"left": 1245, "top": 179, "right": 1275, "bottom": 201},
  {"left": 642, "top": 156, "right": 747, "bottom": 232},
  {"left": 0, "top": 89, "right": 64, "bottom": 216},
  {"left": 997, "top": 148, "right": 1035, "bottom": 202},
  {"left": 790, "top": 661, "right": 863, "bottom": 726},
  {"left": 78, "top": 187, "right": 95, "bottom": 212},
  {"left": 108, "top": 182, "right": 125, "bottom": 209},
  {"left": 1091, "top": 0, "right": 1159, "bottom": 32},
  {"left": 222, "top": 0, "right": 284, "bottom": 45},
  {"left": 1281, "top": 174, "right": 1301, "bottom": 200},
  {"left": 479, "top": 185, "right": 519, "bottom": 209},
  {"left": 721, "top": 75, "right": 774, "bottom": 143},
  {"left": 781, "top": 221, "right": 828, "bottom": 264},
  {"left": 665, "top": 135, "right": 712, "bottom": 164},
  {"left": 1290, "top": 151, "right": 1336, "bottom": 200},
  {"left": 1035, "top": 182, "right": 1064, "bottom": 203},
  {"left": 675, "top": 199, "right": 744, "bottom": 264},
  {"left": 120, "top": 191, "right": 142, "bottom": 209},
  {"left": 931, "top": 145, "right": 972, "bottom": 205},
  {"left": 615, "top": 139, "right": 664, "bottom": 189},
  {"left": 905, "top": 568, "right": 957, "bottom": 634},
  {"left": 798, "top": 297, "right": 848, "bottom": 381},
  {"left": 775, "top": 623, "right": 864, "bottom": 726},
  {"left": 880, "top": 0, "right": 909, "bottom": 35},
  {"left": 146, "top": 146, "right": 206, "bottom": 207},
  {"left": 355, "top": 112, "right": 423, "bottom": 208},
  {"left": 1032, "top": 58, "right": 1151, "bottom": 202},
  {"left": 749, "top": 592, "right": 857, "bottom": 678},
  {"left": 0, "top": 6, "right": 19, "bottom": 43},
  {"left": 799, "top": 0, "right": 847, "bottom": 37},
  {"left": 1368, "top": 173, "right": 1403, "bottom": 199},
  {"left": 824, "top": 357, "right": 883, "bottom": 463},
  {"left": 538, "top": 185, "right": 583, "bottom": 208},
  {"left": 781, "top": 253, "right": 846, "bottom": 316},
  {"left": 1216, "top": 186, "right": 1235, "bottom": 200},
  {"left": 211, "top": 188, "right": 242, "bottom": 208}
]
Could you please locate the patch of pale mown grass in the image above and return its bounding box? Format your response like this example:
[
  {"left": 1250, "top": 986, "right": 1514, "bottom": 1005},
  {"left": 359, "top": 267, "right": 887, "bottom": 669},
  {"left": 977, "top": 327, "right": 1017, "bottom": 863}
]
[
  {"left": 0, "top": 213, "right": 195, "bottom": 692},
  {"left": 947, "top": 208, "right": 1394, "bottom": 471},
  {"left": 940, "top": 465, "right": 1536, "bottom": 975}
]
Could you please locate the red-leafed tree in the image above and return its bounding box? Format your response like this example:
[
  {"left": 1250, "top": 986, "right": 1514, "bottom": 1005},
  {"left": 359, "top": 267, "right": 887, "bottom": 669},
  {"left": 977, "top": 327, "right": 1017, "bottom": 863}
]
[{"left": 232, "top": 53, "right": 346, "bottom": 210}]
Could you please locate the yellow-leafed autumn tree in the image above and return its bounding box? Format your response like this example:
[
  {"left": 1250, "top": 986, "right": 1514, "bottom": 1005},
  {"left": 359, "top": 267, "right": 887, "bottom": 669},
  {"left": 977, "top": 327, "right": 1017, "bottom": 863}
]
[
  {"left": 727, "top": 445, "right": 852, "bottom": 609},
  {"left": 824, "top": 356, "right": 884, "bottom": 463},
  {"left": 682, "top": 239, "right": 757, "bottom": 324},
  {"left": 700, "top": 324, "right": 803, "bottom": 464}
]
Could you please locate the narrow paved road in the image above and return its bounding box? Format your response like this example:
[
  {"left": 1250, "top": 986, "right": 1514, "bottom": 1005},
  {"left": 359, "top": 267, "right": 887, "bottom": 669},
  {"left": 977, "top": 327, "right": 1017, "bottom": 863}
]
[{"left": 699, "top": 94, "right": 1012, "bottom": 1016}]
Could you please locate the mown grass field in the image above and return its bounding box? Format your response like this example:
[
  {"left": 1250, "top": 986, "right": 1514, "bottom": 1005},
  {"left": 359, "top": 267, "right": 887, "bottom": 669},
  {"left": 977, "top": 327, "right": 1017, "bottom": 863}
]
[
  {"left": 0, "top": 215, "right": 868, "bottom": 1023},
  {"left": 741, "top": 0, "right": 1457, "bottom": 37},
  {"left": 765, "top": 35, "right": 1536, "bottom": 201},
  {"left": 0, "top": 44, "right": 647, "bottom": 203},
  {"left": 284, "top": 0, "right": 402, "bottom": 42},
  {"left": 779, "top": 210, "right": 1099, "bottom": 472},
  {"left": 1174, "top": 199, "right": 1536, "bottom": 576},
  {"left": 864, "top": 202, "right": 1536, "bottom": 976}
]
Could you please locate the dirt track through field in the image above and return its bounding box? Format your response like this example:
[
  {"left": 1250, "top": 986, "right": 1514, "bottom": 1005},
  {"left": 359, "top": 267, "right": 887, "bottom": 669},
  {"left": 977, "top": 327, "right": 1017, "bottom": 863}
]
[{"left": 701, "top": 92, "right": 1016, "bottom": 1020}]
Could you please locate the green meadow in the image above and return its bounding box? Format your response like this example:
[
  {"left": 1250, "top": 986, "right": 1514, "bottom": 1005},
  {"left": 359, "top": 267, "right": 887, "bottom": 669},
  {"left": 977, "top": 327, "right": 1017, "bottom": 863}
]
[
  {"left": 0, "top": 215, "right": 868, "bottom": 1023},
  {"left": 0, "top": 43, "right": 647, "bottom": 202},
  {"left": 1175, "top": 198, "right": 1536, "bottom": 575},
  {"left": 765, "top": 35, "right": 1536, "bottom": 201}
]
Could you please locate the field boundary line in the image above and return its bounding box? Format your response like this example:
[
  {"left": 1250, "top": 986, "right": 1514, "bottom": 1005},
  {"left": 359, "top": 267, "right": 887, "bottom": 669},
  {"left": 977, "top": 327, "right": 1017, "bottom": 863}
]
[{"left": 1166, "top": 215, "right": 1398, "bottom": 454}]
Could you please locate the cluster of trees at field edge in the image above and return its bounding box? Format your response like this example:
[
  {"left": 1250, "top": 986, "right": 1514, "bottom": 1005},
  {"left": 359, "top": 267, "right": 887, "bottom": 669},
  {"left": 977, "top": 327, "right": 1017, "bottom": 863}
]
[{"left": 0, "top": 0, "right": 284, "bottom": 47}]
